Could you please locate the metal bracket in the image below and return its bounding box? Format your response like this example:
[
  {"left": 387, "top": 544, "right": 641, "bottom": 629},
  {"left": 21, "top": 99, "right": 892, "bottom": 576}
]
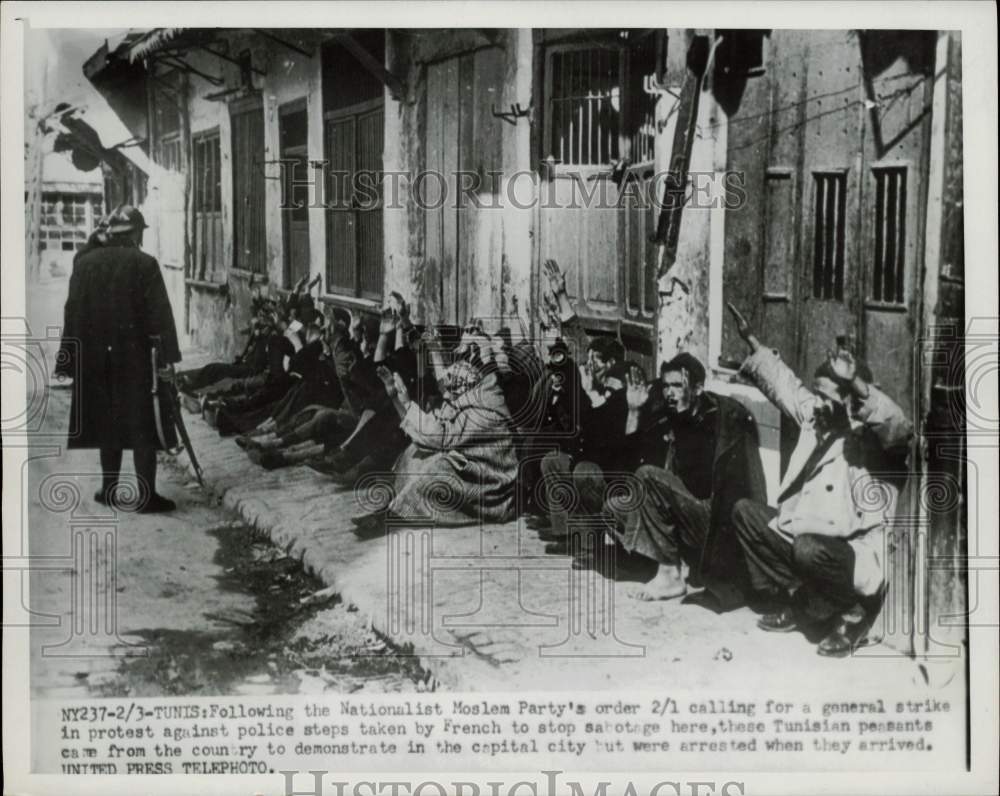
[
  {"left": 491, "top": 102, "right": 532, "bottom": 126},
  {"left": 198, "top": 43, "right": 267, "bottom": 77}
]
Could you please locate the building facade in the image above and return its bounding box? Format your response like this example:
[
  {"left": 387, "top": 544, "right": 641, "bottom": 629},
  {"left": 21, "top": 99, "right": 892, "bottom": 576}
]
[{"left": 82, "top": 27, "right": 965, "bottom": 656}]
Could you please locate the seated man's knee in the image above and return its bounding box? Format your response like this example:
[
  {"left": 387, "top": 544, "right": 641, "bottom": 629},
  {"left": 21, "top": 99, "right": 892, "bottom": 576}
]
[
  {"left": 572, "top": 460, "right": 603, "bottom": 483},
  {"left": 635, "top": 464, "right": 663, "bottom": 483},
  {"left": 540, "top": 450, "right": 570, "bottom": 478},
  {"left": 731, "top": 498, "right": 755, "bottom": 528},
  {"left": 791, "top": 534, "right": 826, "bottom": 571}
]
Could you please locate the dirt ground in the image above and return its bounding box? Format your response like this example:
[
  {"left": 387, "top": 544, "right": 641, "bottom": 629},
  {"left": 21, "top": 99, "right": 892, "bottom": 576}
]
[{"left": 24, "top": 277, "right": 429, "bottom": 699}]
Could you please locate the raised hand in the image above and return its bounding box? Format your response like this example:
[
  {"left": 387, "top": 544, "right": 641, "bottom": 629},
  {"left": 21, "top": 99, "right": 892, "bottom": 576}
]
[
  {"left": 827, "top": 346, "right": 857, "bottom": 384},
  {"left": 578, "top": 361, "right": 594, "bottom": 395},
  {"left": 727, "top": 302, "right": 760, "bottom": 352},
  {"left": 395, "top": 296, "right": 412, "bottom": 330},
  {"left": 392, "top": 371, "right": 411, "bottom": 407},
  {"left": 626, "top": 365, "right": 651, "bottom": 411},
  {"left": 542, "top": 291, "right": 562, "bottom": 329},
  {"left": 379, "top": 306, "right": 397, "bottom": 335},
  {"left": 375, "top": 365, "right": 397, "bottom": 398},
  {"left": 543, "top": 259, "right": 567, "bottom": 296},
  {"left": 348, "top": 308, "right": 363, "bottom": 339}
]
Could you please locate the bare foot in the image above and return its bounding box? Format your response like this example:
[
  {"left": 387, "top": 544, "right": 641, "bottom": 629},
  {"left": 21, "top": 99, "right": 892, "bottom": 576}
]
[{"left": 627, "top": 565, "right": 687, "bottom": 601}]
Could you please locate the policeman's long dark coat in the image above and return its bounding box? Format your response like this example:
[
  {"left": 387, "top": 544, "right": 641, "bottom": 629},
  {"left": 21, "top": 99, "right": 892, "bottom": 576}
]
[{"left": 57, "top": 244, "right": 181, "bottom": 450}]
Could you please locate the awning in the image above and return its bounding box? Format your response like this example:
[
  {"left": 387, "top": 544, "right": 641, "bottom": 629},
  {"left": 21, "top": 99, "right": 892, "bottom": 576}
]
[{"left": 127, "top": 28, "right": 186, "bottom": 62}]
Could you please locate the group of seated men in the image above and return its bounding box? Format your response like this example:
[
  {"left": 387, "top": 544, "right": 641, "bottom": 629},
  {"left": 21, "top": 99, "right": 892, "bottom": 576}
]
[{"left": 178, "top": 260, "right": 913, "bottom": 659}]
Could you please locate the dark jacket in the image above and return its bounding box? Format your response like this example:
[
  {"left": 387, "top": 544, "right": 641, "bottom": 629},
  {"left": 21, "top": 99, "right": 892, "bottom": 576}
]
[
  {"left": 57, "top": 244, "right": 180, "bottom": 450},
  {"left": 630, "top": 390, "right": 768, "bottom": 589},
  {"left": 329, "top": 328, "right": 385, "bottom": 417}
]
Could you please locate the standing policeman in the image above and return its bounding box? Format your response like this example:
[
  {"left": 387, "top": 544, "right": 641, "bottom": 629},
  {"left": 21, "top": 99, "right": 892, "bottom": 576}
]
[{"left": 56, "top": 205, "right": 181, "bottom": 512}]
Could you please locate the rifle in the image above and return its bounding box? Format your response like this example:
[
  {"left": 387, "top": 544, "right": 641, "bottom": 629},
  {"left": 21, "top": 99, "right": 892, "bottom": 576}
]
[{"left": 151, "top": 336, "right": 206, "bottom": 488}]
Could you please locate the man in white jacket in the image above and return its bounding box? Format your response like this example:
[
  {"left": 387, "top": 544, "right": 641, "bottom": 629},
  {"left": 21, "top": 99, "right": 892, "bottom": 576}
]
[{"left": 726, "top": 304, "right": 913, "bottom": 657}]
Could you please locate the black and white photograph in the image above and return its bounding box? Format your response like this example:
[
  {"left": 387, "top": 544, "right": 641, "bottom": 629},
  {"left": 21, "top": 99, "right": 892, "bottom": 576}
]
[{"left": 2, "top": 2, "right": 997, "bottom": 794}]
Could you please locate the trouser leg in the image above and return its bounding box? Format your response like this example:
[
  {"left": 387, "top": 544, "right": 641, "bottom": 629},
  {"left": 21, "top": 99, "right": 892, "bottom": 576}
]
[
  {"left": 610, "top": 465, "right": 710, "bottom": 567},
  {"left": 133, "top": 447, "right": 157, "bottom": 497},
  {"left": 99, "top": 448, "right": 123, "bottom": 495},
  {"left": 731, "top": 498, "right": 797, "bottom": 599},
  {"left": 539, "top": 451, "right": 574, "bottom": 537},
  {"left": 792, "top": 534, "right": 858, "bottom": 621},
  {"left": 568, "top": 461, "right": 611, "bottom": 552}
]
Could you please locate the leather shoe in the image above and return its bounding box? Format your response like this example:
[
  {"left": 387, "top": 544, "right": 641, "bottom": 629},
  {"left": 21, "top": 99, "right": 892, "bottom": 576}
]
[
  {"left": 137, "top": 493, "right": 177, "bottom": 514},
  {"left": 351, "top": 509, "right": 404, "bottom": 540},
  {"left": 757, "top": 606, "right": 799, "bottom": 632},
  {"left": 326, "top": 455, "right": 378, "bottom": 486},
  {"left": 817, "top": 608, "right": 870, "bottom": 658},
  {"left": 259, "top": 450, "right": 288, "bottom": 470},
  {"left": 525, "top": 514, "right": 552, "bottom": 532}
]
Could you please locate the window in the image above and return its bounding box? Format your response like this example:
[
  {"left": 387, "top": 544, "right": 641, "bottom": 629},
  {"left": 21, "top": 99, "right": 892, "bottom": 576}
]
[
  {"left": 871, "top": 166, "right": 907, "bottom": 304},
  {"left": 152, "top": 70, "right": 185, "bottom": 171},
  {"left": 192, "top": 129, "right": 223, "bottom": 281},
  {"left": 279, "top": 103, "right": 311, "bottom": 289},
  {"left": 322, "top": 32, "right": 385, "bottom": 300},
  {"left": 60, "top": 197, "right": 88, "bottom": 227},
  {"left": 547, "top": 44, "right": 622, "bottom": 167},
  {"left": 158, "top": 135, "right": 183, "bottom": 172},
  {"left": 543, "top": 31, "right": 659, "bottom": 168},
  {"left": 231, "top": 101, "right": 267, "bottom": 274},
  {"left": 812, "top": 171, "right": 847, "bottom": 301}
]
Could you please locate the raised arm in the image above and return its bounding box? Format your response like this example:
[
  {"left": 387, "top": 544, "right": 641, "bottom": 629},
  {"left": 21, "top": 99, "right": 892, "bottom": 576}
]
[
  {"left": 828, "top": 348, "right": 913, "bottom": 451},
  {"left": 373, "top": 306, "right": 396, "bottom": 364},
  {"left": 728, "top": 302, "right": 815, "bottom": 427}
]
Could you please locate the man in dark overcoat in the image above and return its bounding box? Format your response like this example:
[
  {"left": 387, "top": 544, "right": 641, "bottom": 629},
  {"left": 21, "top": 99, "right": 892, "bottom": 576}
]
[
  {"left": 55, "top": 206, "right": 181, "bottom": 513},
  {"left": 606, "top": 352, "right": 767, "bottom": 609}
]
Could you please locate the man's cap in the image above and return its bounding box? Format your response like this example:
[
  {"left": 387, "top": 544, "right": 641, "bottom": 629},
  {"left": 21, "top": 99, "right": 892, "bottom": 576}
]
[{"left": 105, "top": 205, "right": 148, "bottom": 235}]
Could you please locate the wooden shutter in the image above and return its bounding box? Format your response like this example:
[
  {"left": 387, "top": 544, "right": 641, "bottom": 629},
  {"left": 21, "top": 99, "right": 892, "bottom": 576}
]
[{"left": 231, "top": 101, "right": 266, "bottom": 274}]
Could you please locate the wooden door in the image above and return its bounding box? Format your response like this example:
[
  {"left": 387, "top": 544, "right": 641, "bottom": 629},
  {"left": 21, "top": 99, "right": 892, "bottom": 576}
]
[
  {"left": 230, "top": 99, "right": 266, "bottom": 274},
  {"left": 424, "top": 47, "right": 504, "bottom": 325},
  {"left": 795, "top": 31, "right": 865, "bottom": 382},
  {"left": 538, "top": 42, "right": 623, "bottom": 324},
  {"left": 324, "top": 98, "right": 385, "bottom": 299},
  {"left": 279, "top": 103, "right": 311, "bottom": 288},
  {"left": 856, "top": 30, "right": 935, "bottom": 421}
]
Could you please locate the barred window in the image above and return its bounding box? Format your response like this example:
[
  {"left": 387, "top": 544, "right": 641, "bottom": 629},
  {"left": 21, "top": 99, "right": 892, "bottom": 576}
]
[
  {"left": 871, "top": 166, "right": 907, "bottom": 304},
  {"left": 544, "top": 31, "right": 658, "bottom": 168},
  {"left": 812, "top": 171, "right": 847, "bottom": 301},
  {"left": 151, "top": 70, "right": 185, "bottom": 171},
  {"left": 158, "top": 134, "right": 183, "bottom": 172},
  {"left": 547, "top": 44, "right": 622, "bottom": 167},
  {"left": 192, "top": 129, "right": 223, "bottom": 281}
]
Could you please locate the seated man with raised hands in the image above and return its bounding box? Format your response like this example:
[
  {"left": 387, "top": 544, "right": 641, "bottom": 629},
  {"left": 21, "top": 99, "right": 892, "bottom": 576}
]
[
  {"left": 605, "top": 352, "right": 767, "bottom": 609},
  {"left": 726, "top": 303, "right": 912, "bottom": 657}
]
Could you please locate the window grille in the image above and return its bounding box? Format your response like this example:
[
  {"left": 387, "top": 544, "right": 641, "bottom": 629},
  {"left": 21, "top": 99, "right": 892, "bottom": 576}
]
[
  {"left": 871, "top": 166, "right": 907, "bottom": 304},
  {"left": 192, "top": 130, "right": 223, "bottom": 281},
  {"left": 812, "top": 171, "right": 847, "bottom": 301}
]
